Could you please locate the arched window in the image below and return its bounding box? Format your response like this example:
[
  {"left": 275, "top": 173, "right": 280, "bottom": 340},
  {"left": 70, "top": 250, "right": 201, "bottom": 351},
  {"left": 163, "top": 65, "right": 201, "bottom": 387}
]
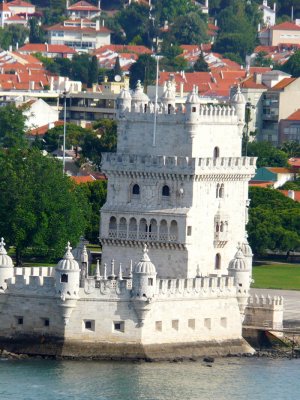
[
  {"left": 219, "top": 184, "right": 224, "bottom": 198},
  {"left": 159, "top": 220, "right": 168, "bottom": 241},
  {"left": 216, "top": 183, "right": 220, "bottom": 198},
  {"left": 128, "top": 218, "right": 137, "bottom": 239},
  {"left": 215, "top": 253, "right": 221, "bottom": 270},
  {"left": 170, "top": 220, "right": 178, "bottom": 241},
  {"left": 119, "top": 217, "right": 127, "bottom": 238},
  {"left": 109, "top": 216, "right": 117, "bottom": 230},
  {"left": 220, "top": 222, "right": 224, "bottom": 232},
  {"left": 162, "top": 185, "right": 170, "bottom": 197},
  {"left": 216, "top": 223, "right": 219, "bottom": 233},
  {"left": 213, "top": 147, "right": 220, "bottom": 158},
  {"left": 61, "top": 273, "right": 68, "bottom": 283},
  {"left": 132, "top": 184, "right": 140, "bottom": 195}
]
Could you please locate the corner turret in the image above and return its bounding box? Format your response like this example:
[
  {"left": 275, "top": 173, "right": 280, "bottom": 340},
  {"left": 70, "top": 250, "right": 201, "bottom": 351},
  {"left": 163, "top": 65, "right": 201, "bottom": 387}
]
[
  {"left": 55, "top": 242, "right": 80, "bottom": 325},
  {"left": 131, "top": 245, "right": 157, "bottom": 326},
  {"left": 0, "top": 238, "right": 14, "bottom": 292},
  {"left": 232, "top": 84, "right": 246, "bottom": 136},
  {"left": 131, "top": 80, "right": 149, "bottom": 112},
  {"left": 185, "top": 86, "right": 200, "bottom": 132},
  {"left": 228, "top": 246, "right": 251, "bottom": 321},
  {"left": 160, "top": 80, "right": 176, "bottom": 113},
  {"left": 117, "top": 87, "right": 132, "bottom": 115}
]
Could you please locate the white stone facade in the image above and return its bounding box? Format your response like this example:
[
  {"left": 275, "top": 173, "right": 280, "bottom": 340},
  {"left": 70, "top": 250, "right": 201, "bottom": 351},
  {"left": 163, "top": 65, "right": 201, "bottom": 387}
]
[{"left": 0, "top": 83, "right": 282, "bottom": 359}]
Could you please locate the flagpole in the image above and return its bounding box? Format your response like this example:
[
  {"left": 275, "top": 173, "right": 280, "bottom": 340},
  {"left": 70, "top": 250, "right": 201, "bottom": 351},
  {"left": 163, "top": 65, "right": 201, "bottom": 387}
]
[{"left": 152, "top": 55, "right": 159, "bottom": 147}]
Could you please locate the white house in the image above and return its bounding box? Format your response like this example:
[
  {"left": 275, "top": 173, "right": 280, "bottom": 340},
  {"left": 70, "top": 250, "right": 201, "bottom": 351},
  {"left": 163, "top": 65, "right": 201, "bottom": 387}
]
[
  {"left": 66, "top": 0, "right": 101, "bottom": 19},
  {"left": 47, "top": 18, "right": 111, "bottom": 52}
]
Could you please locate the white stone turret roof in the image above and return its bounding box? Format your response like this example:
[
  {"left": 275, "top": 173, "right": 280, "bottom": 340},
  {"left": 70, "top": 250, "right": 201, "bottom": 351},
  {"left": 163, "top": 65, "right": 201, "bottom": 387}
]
[
  {"left": 132, "top": 80, "right": 149, "bottom": 102},
  {"left": 0, "top": 238, "right": 13, "bottom": 268},
  {"left": 241, "top": 234, "right": 253, "bottom": 257},
  {"left": 232, "top": 84, "right": 246, "bottom": 104},
  {"left": 228, "top": 247, "right": 247, "bottom": 270},
  {"left": 56, "top": 242, "right": 80, "bottom": 271},
  {"left": 186, "top": 86, "right": 200, "bottom": 104},
  {"left": 118, "top": 88, "right": 132, "bottom": 100},
  {"left": 134, "top": 245, "right": 156, "bottom": 275}
]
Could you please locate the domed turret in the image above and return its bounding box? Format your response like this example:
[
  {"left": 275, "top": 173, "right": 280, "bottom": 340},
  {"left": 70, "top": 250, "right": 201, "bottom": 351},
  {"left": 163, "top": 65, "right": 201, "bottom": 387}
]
[
  {"left": 131, "top": 80, "right": 149, "bottom": 112},
  {"left": 241, "top": 233, "right": 253, "bottom": 273},
  {"left": 160, "top": 80, "right": 176, "bottom": 112},
  {"left": 117, "top": 88, "right": 132, "bottom": 114},
  {"left": 55, "top": 242, "right": 80, "bottom": 298},
  {"left": 131, "top": 245, "right": 157, "bottom": 326},
  {"left": 0, "top": 237, "right": 14, "bottom": 291},
  {"left": 232, "top": 84, "right": 246, "bottom": 129},
  {"left": 228, "top": 246, "right": 251, "bottom": 321},
  {"left": 185, "top": 86, "right": 200, "bottom": 126},
  {"left": 55, "top": 242, "right": 80, "bottom": 325}
]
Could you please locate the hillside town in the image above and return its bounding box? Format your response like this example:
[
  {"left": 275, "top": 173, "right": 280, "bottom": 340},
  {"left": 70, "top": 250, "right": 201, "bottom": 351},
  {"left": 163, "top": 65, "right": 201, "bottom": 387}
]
[{"left": 0, "top": 0, "right": 300, "bottom": 368}]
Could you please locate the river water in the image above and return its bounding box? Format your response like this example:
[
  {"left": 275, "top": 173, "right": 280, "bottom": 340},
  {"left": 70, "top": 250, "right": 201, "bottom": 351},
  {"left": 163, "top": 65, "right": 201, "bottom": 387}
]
[{"left": 0, "top": 358, "right": 299, "bottom": 400}]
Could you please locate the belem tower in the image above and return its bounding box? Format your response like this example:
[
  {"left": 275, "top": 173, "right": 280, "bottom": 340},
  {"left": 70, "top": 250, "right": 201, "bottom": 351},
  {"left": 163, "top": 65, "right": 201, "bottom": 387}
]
[{"left": 0, "top": 82, "right": 283, "bottom": 359}]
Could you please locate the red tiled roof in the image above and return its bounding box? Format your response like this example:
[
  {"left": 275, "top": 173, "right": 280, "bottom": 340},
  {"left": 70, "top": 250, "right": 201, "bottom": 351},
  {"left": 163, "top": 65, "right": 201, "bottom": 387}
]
[
  {"left": 94, "top": 44, "right": 152, "bottom": 55},
  {"left": 288, "top": 157, "right": 300, "bottom": 168},
  {"left": 249, "top": 181, "right": 274, "bottom": 188},
  {"left": 67, "top": 0, "right": 99, "bottom": 11},
  {"left": 271, "top": 22, "right": 300, "bottom": 31},
  {"left": 46, "top": 23, "right": 111, "bottom": 33},
  {"left": 286, "top": 109, "right": 300, "bottom": 120},
  {"left": 6, "top": 15, "right": 26, "bottom": 21},
  {"left": 70, "top": 173, "right": 107, "bottom": 183},
  {"left": 279, "top": 190, "right": 300, "bottom": 202},
  {"left": 19, "top": 43, "right": 76, "bottom": 54},
  {"left": 267, "top": 167, "right": 292, "bottom": 174},
  {"left": 28, "top": 120, "right": 64, "bottom": 136},
  {"left": 272, "top": 77, "right": 297, "bottom": 90},
  {"left": 240, "top": 76, "right": 267, "bottom": 89},
  {"left": 8, "top": 0, "right": 34, "bottom": 7},
  {"left": 0, "top": 1, "right": 11, "bottom": 11}
]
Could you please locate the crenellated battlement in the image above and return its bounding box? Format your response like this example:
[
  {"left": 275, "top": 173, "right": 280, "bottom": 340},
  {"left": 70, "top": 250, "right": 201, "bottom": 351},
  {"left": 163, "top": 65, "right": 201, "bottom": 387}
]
[
  {"left": 6, "top": 267, "right": 55, "bottom": 291},
  {"left": 156, "top": 275, "right": 236, "bottom": 298},
  {"left": 102, "top": 153, "right": 257, "bottom": 176},
  {"left": 121, "top": 103, "right": 238, "bottom": 124},
  {"left": 247, "top": 294, "right": 284, "bottom": 309}
]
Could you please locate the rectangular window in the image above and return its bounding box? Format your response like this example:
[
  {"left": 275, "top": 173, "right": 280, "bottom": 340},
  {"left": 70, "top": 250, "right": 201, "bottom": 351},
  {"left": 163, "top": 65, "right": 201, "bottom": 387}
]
[
  {"left": 113, "top": 321, "right": 124, "bottom": 332},
  {"left": 43, "top": 318, "right": 50, "bottom": 327},
  {"left": 172, "top": 320, "right": 179, "bottom": 331},
  {"left": 204, "top": 318, "right": 211, "bottom": 330},
  {"left": 148, "top": 278, "right": 153, "bottom": 286},
  {"left": 188, "top": 319, "right": 195, "bottom": 330},
  {"left": 187, "top": 226, "right": 192, "bottom": 236},
  {"left": 17, "top": 316, "right": 23, "bottom": 325},
  {"left": 221, "top": 317, "right": 227, "bottom": 328},
  {"left": 83, "top": 320, "right": 95, "bottom": 331},
  {"left": 155, "top": 321, "right": 162, "bottom": 332}
]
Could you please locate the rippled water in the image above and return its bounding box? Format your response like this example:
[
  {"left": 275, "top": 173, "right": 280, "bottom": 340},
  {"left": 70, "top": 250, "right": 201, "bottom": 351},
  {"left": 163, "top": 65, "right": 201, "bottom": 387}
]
[{"left": 0, "top": 358, "right": 299, "bottom": 400}]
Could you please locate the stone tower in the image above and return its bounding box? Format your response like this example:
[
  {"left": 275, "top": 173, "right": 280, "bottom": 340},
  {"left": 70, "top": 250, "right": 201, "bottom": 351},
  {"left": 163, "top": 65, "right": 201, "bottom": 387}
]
[{"left": 100, "top": 82, "right": 256, "bottom": 279}]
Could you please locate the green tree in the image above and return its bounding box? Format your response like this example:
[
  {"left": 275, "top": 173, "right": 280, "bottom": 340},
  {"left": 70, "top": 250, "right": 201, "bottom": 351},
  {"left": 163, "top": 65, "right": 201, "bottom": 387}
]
[
  {"left": 88, "top": 55, "right": 99, "bottom": 87},
  {"left": 282, "top": 50, "right": 300, "bottom": 77},
  {"left": 81, "top": 119, "right": 117, "bottom": 169},
  {"left": 117, "top": 3, "right": 152, "bottom": 45},
  {"left": 29, "top": 17, "right": 45, "bottom": 43},
  {"left": 280, "top": 141, "right": 300, "bottom": 157},
  {"left": 168, "top": 12, "right": 208, "bottom": 45},
  {"left": 76, "top": 180, "right": 107, "bottom": 243},
  {"left": 6, "top": 25, "right": 29, "bottom": 48},
  {"left": 44, "top": 124, "right": 91, "bottom": 152},
  {"left": 0, "top": 148, "right": 88, "bottom": 264},
  {"left": 0, "top": 104, "right": 28, "bottom": 148},
  {"left": 154, "top": 0, "right": 197, "bottom": 24},
  {"left": 193, "top": 52, "right": 209, "bottom": 72},
  {"left": 248, "top": 187, "right": 300, "bottom": 255},
  {"left": 129, "top": 54, "right": 156, "bottom": 89},
  {"left": 247, "top": 141, "right": 288, "bottom": 167}
]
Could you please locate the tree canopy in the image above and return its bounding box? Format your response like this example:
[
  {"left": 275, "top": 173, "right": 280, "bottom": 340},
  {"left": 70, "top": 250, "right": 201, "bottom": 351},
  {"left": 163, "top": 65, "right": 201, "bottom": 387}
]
[
  {"left": 248, "top": 187, "right": 300, "bottom": 255},
  {"left": 0, "top": 149, "right": 88, "bottom": 263},
  {"left": 246, "top": 141, "right": 288, "bottom": 167},
  {"left": 281, "top": 50, "right": 300, "bottom": 77},
  {"left": 129, "top": 54, "right": 156, "bottom": 89},
  {"left": 0, "top": 104, "right": 28, "bottom": 148}
]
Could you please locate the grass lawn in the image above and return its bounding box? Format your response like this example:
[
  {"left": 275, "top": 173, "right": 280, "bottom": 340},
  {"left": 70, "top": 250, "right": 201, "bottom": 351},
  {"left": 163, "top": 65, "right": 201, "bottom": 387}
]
[{"left": 252, "top": 263, "right": 300, "bottom": 290}]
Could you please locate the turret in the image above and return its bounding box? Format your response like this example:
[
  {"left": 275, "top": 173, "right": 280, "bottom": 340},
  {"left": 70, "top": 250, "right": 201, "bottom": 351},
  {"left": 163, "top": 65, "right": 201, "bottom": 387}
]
[
  {"left": 228, "top": 247, "right": 251, "bottom": 321},
  {"left": 160, "top": 80, "right": 176, "bottom": 113},
  {"left": 0, "top": 237, "right": 14, "bottom": 292},
  {"left": 117, "top": 87, "right": 132, "bottom": 115},
  {"left": 131, "top": 80, "right": 149, "bottom": 113},
  {"left": 241, "top": 234, "right": 253, "bottom": 277},
  {"left": 231, "top": 84, "right": 246, "bottom": 136},
  {"left": 185, "top": 86, "right": 200, "bottom": 130},
  {"left": 131, "top": 245, "right": 157, "bottom": 325},
  {"left": 55, "top": 242, "right": 80, "bottom": 325}
]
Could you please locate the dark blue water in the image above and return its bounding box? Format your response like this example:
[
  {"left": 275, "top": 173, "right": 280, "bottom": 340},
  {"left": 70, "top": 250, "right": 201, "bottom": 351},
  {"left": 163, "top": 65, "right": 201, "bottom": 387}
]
[{"left": 0, "top": 358, "right": 299, "bottom": 400}]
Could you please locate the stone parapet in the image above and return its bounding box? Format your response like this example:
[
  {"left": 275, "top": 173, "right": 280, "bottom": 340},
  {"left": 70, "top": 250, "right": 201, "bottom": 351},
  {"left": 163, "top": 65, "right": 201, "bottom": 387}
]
[{"left": 102, "top": 153, "right": 257, "bottom": 177}]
